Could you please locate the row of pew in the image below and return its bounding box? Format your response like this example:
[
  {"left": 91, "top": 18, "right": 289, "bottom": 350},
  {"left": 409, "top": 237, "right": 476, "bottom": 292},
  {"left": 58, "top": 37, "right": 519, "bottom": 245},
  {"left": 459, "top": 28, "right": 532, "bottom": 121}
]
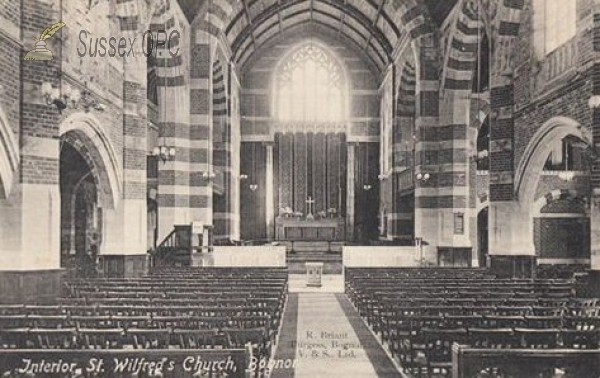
[
  {"left": 0, "top": 267, "right": 289, "bottom": 378},
  {"left": 345, "top": 267, "right": 600, "bottom": 378}
]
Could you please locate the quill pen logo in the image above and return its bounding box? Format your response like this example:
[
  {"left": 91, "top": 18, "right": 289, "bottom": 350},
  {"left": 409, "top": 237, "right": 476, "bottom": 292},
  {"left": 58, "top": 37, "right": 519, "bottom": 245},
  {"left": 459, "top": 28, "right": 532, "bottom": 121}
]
[{"left": 24, "top": 22, "right": 66, "bottom": 61}]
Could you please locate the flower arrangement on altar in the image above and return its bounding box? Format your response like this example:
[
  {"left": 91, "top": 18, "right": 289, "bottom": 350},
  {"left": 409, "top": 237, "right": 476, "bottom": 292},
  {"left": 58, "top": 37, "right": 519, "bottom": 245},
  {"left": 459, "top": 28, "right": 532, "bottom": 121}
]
[
  {"left": 279, "top": 207, "right": 294, "bottom": 217},
  {"left": 316, "top": 211, "right": 327, "bottom": 219},
  {"left": 327, "top": 208, "right": 337, "bottom": 217}
]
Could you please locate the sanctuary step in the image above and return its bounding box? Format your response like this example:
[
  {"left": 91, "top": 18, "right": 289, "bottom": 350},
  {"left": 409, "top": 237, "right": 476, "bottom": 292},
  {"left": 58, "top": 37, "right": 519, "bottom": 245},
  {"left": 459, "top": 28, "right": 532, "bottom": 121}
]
[{"left": 274, "top": 240, "right": 344, "bottom": 273}]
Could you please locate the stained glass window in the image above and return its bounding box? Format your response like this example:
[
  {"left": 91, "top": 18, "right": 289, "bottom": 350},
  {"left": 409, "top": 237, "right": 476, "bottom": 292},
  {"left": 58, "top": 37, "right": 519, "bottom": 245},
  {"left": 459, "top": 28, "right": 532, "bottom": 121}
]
[
  {"left": 534, "top": 0, "right": 576, "bottom": 54},
  {"left": 276, "top": 44, "right": 345, "bottom": 122}
]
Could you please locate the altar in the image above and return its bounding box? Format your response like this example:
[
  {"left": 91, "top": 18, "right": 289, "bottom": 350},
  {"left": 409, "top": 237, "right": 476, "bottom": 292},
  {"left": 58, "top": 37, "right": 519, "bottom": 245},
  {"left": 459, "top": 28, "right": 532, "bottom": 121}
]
[{"left": 275, "top": 217, "right": 345, "bottom": 241}]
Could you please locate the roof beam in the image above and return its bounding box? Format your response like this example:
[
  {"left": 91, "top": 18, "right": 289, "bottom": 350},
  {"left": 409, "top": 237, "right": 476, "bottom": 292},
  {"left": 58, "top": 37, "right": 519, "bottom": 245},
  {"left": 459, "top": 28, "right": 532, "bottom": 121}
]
[
  {"left": 237, "top": 20, "right": 385, "bottom": 72},
  {"left": 239, "top": 8, "right": 386, "bottom": 68},
  {"left": 277, "top": 0, "right": 284, "bottom": 32},
  {"left": 242, "top": 0, "right": 258, "bottom": 48},
  {"left": 338, "top": 0, "right": 346, "bottom": 34},
  {"left": 230, "top": 0, "right": 393, "bottom": 60},
  {"left": 366, "top": 0, "right": 385, "bottom": 49}
]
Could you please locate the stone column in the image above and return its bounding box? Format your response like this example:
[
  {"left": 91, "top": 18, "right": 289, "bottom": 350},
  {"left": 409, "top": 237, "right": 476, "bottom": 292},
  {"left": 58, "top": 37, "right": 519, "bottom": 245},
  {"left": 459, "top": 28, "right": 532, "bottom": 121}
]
[
  {"left": 189, "top": 29, "right": 215, "bottom": 230},
  {"left": 265, "top": 142, "right": 275, "bottom": 240},
  {"left": 346, "top": 142, "right": 357, "bottom": 241},
  {"left": 101, "top": 41, "right": 148, "bottom": 278},
  {"left": 0, "top": 0, "right": 63, "bottom": 303}
]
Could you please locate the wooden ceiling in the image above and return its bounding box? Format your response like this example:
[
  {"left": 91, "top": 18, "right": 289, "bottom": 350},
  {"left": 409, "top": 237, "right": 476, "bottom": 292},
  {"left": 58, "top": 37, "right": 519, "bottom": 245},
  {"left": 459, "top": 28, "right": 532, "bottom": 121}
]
[{"left": 177, "top": 0, "right": 458, "bottom": 71}]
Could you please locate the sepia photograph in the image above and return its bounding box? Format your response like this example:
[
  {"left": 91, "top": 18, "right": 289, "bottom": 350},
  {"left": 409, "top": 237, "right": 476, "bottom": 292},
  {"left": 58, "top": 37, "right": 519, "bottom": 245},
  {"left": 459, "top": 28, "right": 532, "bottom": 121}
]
[{"left": 0, "top": 0, "right": 597, "bottom": 376}]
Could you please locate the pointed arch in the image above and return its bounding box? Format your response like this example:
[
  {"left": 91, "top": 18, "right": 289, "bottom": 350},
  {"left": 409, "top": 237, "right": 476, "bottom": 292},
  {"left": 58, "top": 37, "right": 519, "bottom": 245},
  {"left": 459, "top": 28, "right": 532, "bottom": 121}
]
[
  {"left": 59, "top": 113, "right": 122, "bottom": 209},
  {"left": 515, "top": 117, "right": 592, "bottom": 203}
]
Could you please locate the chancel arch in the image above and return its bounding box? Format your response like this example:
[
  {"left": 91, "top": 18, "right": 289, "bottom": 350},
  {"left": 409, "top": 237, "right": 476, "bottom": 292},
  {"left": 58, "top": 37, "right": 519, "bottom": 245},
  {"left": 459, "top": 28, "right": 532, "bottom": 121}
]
[{"left": 240, "top": 33, "right": 380, "bottom": 243}]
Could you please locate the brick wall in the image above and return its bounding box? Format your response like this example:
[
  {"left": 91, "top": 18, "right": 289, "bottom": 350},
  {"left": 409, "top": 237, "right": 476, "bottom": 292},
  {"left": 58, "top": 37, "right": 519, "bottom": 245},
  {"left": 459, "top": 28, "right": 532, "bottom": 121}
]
[{"left": 511, "top": 0, "right": 594, "bottom": 172}]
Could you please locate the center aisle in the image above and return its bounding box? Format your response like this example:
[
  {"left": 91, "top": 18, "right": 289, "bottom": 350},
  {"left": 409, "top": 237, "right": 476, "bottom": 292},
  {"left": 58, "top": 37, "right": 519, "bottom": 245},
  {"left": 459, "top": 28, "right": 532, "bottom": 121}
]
[{"left": 274, "top": 292, "right": 401, "bottom": 378}]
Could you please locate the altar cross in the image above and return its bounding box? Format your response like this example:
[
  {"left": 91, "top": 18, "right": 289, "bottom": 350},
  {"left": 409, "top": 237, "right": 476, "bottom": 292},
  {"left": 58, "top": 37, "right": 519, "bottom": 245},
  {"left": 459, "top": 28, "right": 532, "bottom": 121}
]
[{"left": 306, "top": 196, "right": 315, "bottom": 216}]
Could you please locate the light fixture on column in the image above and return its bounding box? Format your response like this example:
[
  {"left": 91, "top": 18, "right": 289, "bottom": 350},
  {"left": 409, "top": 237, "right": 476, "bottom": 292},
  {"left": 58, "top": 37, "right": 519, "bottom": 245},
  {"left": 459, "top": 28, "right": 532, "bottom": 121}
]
[
  {"left": 240, "top": 174, "right": 248, "bottom": 180},
  {"left": 248, "top": 96, "right": 259, "bottom": 193},
  {"left": 202, "top": 170, "right": 217, "bottom": 180},
  {"left": 249, "top": 142, "right": 259, "bottom": 191},
  {"left": 152, "top": 119, "right": 175, "bottom": 164},
  {"left": 363, "top": 142, "right": 373, "bottom": 191},
  {"left": 588, "top": 95, "right": 600, "bottom": 110},
  {"left": 416, "top": 172, "right": 430, "bottom": 183},
  {"left": 558, "top": 171, "right": 575, "bottom": 182},
  {"left": 152, "top": 145, "right": 176, "bottom": 163},
  {"left": 41, "top": 82, "right": 106, "bottom": 112}
]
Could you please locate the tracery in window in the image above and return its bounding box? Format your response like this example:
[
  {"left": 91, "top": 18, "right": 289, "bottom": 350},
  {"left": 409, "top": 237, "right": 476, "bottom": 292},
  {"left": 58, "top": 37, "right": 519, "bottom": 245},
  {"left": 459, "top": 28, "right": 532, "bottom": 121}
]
[{"left": 276, "top": 44, "right": 345, "bottom": 122}]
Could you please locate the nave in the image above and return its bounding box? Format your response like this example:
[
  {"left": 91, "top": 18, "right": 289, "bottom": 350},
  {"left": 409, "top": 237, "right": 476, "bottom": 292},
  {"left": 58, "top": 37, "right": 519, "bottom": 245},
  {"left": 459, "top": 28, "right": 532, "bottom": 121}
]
[{"left": 0, "top": 266, "right": 599, "bottom": 378}]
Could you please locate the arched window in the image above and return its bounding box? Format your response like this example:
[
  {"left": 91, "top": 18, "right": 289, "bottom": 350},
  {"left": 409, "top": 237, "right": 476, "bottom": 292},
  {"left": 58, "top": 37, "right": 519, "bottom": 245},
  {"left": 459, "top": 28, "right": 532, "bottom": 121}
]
[
  {"left": 275, "top": 44, "right": 345, "bottom": 122},
  {"left": 472, "top": 30, "right": 490, "bottom": 94},
  {"left": 534, "top": 0, "right": 577, "bottom": 55},
  {"left": 476, "top": 117, "right": 490, "bottom": 171}
]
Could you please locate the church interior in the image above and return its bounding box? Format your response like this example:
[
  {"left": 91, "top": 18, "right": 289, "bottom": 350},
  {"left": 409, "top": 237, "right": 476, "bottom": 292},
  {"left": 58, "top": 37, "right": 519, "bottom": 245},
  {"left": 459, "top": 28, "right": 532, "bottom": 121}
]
[{"left": 1, "top": 0, "right": 600, "bottom": 376}]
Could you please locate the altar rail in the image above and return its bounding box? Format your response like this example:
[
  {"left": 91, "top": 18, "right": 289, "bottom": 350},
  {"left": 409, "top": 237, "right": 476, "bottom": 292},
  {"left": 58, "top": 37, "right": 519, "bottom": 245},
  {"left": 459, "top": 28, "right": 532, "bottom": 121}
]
[
  {"left": 343, "top": 246, "right": 430, "bottom": 267},
  {"left": 0, "top": 349, "right": 247, "bottom": 378},
  {"left": 451, "top": 344, "right": 600, "bottom": 378},
  {"left": 194, "top": 246, "right": 287, "bottom": 267}
]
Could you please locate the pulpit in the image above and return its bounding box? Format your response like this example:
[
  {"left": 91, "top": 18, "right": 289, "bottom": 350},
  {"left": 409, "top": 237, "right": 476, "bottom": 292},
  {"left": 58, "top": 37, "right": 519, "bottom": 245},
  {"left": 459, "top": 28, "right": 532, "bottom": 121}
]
[{"left": 306, "top": 262, "right": 323, "bottom": 287}]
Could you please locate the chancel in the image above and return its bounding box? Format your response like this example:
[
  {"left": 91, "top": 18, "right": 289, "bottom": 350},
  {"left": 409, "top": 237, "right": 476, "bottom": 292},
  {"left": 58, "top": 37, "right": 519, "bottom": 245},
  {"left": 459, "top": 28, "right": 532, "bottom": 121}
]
[{"left": 3, "top": 0, "right": 600, "bottom": 377}]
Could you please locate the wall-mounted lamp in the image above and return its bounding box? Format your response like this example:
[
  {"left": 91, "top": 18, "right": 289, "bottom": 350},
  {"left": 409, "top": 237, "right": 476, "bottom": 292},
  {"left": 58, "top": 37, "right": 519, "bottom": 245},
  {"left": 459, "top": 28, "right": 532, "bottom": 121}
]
[
  {"left": 152, "top": 145, "right": 176, "bottom": 163},
  {"left": 416, "top": 173, "right": 430, "bottom": 183},
  {"left": 41, "top": 82, "right": 106, "bottom": 113},
  {"left": 558, "top": 171, "right": 575, "bottom": 182},
  {"left": 588, "top": 95, "right": 600, "bottom": 110},
  {"left": 249, "top": 183, "right": 258, "bottom": 191},
  {"left": 240, "top": 174, "right": 248, "bottom": 180},
  {"left": 201, "top": 170, "right": 217, "bottom": 180},
  {"left": 363, "top": 184, "right": 372, "bottom": 191}
]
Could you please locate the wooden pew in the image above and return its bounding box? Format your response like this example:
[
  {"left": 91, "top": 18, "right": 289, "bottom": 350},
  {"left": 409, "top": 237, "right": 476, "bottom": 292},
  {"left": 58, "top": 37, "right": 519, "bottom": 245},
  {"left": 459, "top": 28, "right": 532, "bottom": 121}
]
[{"left": 451, "top": 344, "right": 600, "bottom": 378}]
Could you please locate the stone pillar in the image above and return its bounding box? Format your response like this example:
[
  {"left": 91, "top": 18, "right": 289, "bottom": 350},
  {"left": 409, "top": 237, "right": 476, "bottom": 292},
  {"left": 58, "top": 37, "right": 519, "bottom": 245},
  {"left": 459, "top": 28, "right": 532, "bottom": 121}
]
[
  {"left": 100, "top": 40, "right": 149, "bottom": 277},
  {"left": 189, "top": 29, "right": 214, "bottom": 230},
  {"left": 265, "top": 142, "right": 275, "bottom": 240},
  {"left": 0, "top": 0, "right": 63, "bottom": 303},
  {"left": 346, "top": 142, "right": 357, "bottom": 241}
]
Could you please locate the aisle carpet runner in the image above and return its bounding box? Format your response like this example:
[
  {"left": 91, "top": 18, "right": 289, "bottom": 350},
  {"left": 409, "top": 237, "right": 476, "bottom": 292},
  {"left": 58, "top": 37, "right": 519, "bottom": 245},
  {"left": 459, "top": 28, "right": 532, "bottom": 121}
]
[{"left": 270, "top": 293, "right": 401, "bottom": 377}]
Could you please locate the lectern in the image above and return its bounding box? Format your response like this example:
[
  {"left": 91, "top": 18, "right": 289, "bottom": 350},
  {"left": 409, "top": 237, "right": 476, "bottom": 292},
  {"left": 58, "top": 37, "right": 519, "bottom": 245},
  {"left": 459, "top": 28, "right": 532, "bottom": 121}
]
[{"left": 306, "top": 262, "right": 323, "bottom": 287}]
